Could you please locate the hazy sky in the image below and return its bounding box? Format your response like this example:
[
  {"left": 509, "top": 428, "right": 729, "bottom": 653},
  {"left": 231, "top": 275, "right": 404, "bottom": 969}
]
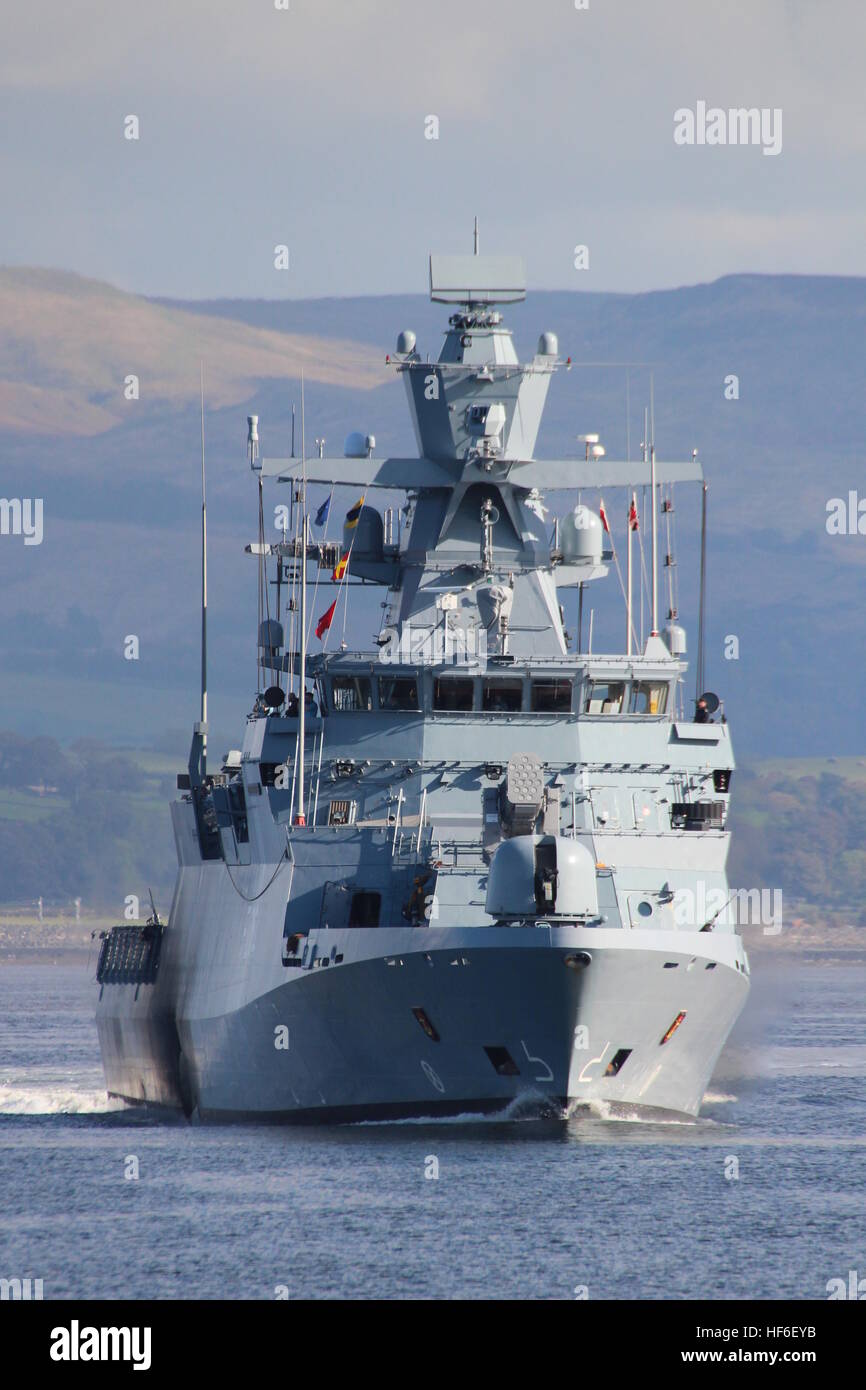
[{"left": 2, "top": 0, "right": 863, "bottom": 299}]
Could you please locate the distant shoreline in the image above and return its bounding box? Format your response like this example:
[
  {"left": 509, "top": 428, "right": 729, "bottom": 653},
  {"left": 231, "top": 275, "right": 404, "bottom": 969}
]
[
  {"left": 0, "top": 947, "right": 96, "bottom": 966},
  {"left": 3, "top": 937, "right": 865, "bottom": 969}
]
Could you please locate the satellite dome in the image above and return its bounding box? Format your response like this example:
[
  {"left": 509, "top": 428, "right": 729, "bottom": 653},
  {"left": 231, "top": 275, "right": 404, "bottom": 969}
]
[
  {"left": 396, "top": 330, "right": 416, "bottom": 355},
  {"left": 257, "top": 618, "right": 284, "bottom": 652},
  {"left": 536, "top": 331, "right": 558, "bottom": 357},
  {"left": 344, "top": 431, "right": 368, "bottom": 458},
  {"left": 560, "top": 504, "right": 603, "bottom": 564}
]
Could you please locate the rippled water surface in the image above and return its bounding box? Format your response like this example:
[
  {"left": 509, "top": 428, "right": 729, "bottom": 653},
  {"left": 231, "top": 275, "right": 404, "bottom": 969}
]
[{"left": 1, "top": 956, "right": 864, "bottom": 1299}]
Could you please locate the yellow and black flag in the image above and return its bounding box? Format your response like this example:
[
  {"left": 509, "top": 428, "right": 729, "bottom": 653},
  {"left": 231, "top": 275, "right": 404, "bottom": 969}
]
[{"left": 345, "top": 495, "right": 365, "bottom": 529}]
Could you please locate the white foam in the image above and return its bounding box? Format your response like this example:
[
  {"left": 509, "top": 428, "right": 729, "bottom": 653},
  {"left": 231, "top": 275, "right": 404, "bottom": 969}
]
[
  {"left": 350, "top": 1090, "right": 560, "bottom": 1126},
  {"left": 0, "top": 1080, "right": 126, "bottom": 1115},
  {"left": 352, "top": 1110, "right": 488, "bottom": 1127},
  {"left": 703, "top": 1091, "right": 738, "bottom": 1104},
  {"left": 569, "top": 1097, "right": 698, "bottom": 1125}
]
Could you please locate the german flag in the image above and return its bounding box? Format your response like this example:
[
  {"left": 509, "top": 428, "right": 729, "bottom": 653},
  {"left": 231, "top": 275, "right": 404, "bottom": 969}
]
[
  {"left": 332, "top": 553, "right": 348, "bottom": 582},
  {"left": 345, "top": 495, "right": 365, "bottom": 529}
]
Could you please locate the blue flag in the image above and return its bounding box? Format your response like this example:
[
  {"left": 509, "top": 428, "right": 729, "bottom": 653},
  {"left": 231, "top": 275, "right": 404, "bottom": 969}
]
[{"left": 314, "top": 496, "right": 331, "bottom": 528}]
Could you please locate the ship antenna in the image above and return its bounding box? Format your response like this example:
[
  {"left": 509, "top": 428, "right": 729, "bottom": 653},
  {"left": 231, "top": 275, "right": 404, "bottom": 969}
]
[
  {"left": 473, "top": 215, "right": 479, "bottom": 255},
  {"left": 696, "top": 477, "right": 708, "bottom": 707},
  {"left": 148, "top": 887, "right": 161, "bottom": 927},
  {"left": 626, "top": 370, "right": 632, "bottom": 656},
  {"left": 649, "top": 377, "right": 658, "bottom": 636},
  {"left": 199, "top": 362, "right": 208, "bottom": 775},
  {"left": 295, "top": 372, "right": 308, "bottom": 826}
]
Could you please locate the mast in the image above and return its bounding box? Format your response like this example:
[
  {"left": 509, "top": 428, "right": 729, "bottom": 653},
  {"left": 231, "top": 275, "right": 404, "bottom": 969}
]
[
  {"left": 696, "top": 480, "right": 708, "bottom": 704},
  {"left": 295, "top": 373, "right": 307, "bottom": 826},
  {"left": 626, "top": 494, "right": 633, "bottom": 656},
  {"left": 199, "top": 364, "right": 208, "bottom": 774},
  {"left": 649, "top": 386, "right": 659, "bottom": 637},
  {"left": 626, "top": 373, "right": 632, "bottom": 655}
]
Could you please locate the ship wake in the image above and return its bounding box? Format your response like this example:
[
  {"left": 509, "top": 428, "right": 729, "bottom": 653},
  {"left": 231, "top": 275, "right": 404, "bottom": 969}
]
[
  {"left": 0, "top": 1074, "right": 127, "bottom": 1116},
  {"left": 566, "top": 1097, "right": 700, "bottom": 1125}
]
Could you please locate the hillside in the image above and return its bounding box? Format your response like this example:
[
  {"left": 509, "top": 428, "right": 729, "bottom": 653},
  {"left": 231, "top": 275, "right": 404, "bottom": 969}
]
[
  {"left": 0, "top": 267, "right": 384, "bottom": 436},
  {"left": 0, "top": 267, "right": 864, "bottom": 761}
]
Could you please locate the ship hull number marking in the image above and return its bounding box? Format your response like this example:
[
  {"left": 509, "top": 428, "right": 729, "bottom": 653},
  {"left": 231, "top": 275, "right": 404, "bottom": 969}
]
[
  {"left": 520, "top": 1040, "right": 554, "bottom": 1083},
  {"left": 420, "top": 1059, "right": 446, "bottom": 1093}
]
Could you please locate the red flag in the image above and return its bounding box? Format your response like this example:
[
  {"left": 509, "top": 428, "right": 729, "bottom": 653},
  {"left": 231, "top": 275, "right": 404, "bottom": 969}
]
[
  {"left": 315, "top": 599, "right": 337, "bottom": 640},
  {"left": 599, "top": 501, "right": 610, "bottom": 534},
  {"left": 629, "top": 497, "right": 639, "bottom": 531}
]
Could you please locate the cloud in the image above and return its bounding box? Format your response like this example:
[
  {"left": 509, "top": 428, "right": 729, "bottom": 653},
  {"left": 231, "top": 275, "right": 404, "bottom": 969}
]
[{"left": 1, "top": 0, "right": 864, "bottom": 296}]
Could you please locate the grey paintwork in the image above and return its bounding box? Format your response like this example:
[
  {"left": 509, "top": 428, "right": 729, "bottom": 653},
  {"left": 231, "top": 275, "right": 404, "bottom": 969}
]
[{"left": 96, "top": 253, "right": 749, "bottom": 1122}]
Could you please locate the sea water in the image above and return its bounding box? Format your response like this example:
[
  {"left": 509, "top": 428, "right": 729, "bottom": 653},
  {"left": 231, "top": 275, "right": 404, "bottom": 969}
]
[{"left": 1, "top": 957, "right": 864, "bottom": 1300}]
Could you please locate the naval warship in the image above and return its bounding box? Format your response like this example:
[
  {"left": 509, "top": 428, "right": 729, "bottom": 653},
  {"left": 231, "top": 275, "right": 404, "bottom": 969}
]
[{"left": 95, "top": 245, "right": 750, "bottom": 1121}]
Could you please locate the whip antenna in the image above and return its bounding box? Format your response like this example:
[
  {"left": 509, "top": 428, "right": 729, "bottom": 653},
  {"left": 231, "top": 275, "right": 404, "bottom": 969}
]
[{"left": 200, "top": 363, "right": 208, "bottom": 774}]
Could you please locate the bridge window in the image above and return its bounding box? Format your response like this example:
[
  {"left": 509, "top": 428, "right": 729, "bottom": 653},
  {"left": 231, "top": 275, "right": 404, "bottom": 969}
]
[
  {"left": 629, "top": 681, "right": 668, "bottom": 715},
  {"left": 378, "top": 676, "right": 419, "bottom": 710},
  {"left": 531, "top": 679, "right": 572, "bottom": 713},
  {"left": 584, "top": 680, "right": 625, "bottom": 715},
  {"left": 331, "top": 676, "right": 372, "bottom": 711},
  {"left": 433, "top": 677, "right": 474, "bottom": 711},
  {"left": 482, "top": 678, "right": 522, "bottom": 712}
]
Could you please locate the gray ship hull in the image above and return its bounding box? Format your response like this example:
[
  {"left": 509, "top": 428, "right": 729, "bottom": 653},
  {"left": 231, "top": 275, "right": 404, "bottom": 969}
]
[
  {"left": 97, "top": 890, "right": 749, "bottom": 1121},
  {"left": 96, "top": 244, "right": 752, "bottom": 1125}
]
